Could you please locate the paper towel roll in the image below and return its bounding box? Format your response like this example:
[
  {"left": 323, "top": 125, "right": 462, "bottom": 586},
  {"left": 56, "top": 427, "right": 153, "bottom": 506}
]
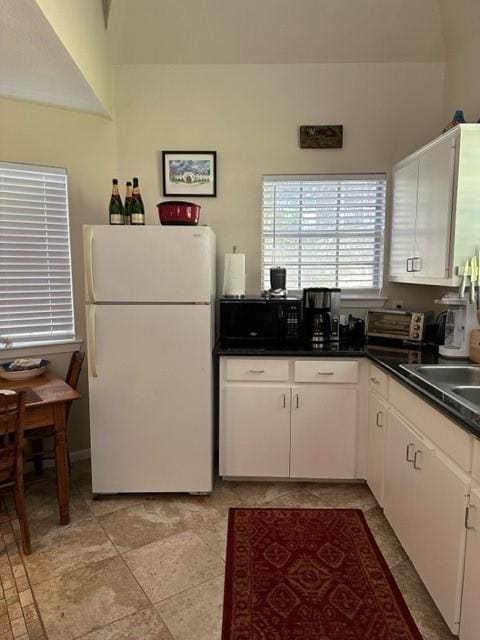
[{"left": 223, "top": 253, "right": 245, "bottom": 297}]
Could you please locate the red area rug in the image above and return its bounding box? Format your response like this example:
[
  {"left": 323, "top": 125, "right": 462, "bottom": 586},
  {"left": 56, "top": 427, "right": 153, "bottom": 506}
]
[{"left": 222, "top": 508, "right": 423, "bottom": 640}]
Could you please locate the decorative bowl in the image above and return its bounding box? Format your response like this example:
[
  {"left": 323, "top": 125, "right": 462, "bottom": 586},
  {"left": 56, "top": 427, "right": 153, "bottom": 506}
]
[{"left": 0, "top": 359, "right": 50, "bottom": 381}]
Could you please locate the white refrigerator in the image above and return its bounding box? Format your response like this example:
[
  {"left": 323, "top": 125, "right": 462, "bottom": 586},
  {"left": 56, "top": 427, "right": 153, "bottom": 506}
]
[{"left": 83, "top": 225, "right": 215, "bottom": 494}]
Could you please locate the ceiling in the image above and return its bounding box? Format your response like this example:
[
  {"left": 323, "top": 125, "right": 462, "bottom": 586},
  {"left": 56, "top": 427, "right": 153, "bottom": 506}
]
[
  {"left": 0, "top": 0, "right": 105, "bottom": 113},
  {"left": 0, "top": 0, "right": 447, "bottom": 114},
  {"left": 109, "top": 0, "right": 445, "bottom": 65}
]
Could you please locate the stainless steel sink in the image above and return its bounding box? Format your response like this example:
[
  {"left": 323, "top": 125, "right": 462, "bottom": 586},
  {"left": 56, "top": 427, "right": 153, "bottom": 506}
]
[
  {"left": 451, "top": 386, "right": 480, "bottom": 405},
  {"left": 399, "top": 363, "right": 480, "bottom": 413},
  {"left": 409, "top": 365, "right": 480, "bottom": 386}
]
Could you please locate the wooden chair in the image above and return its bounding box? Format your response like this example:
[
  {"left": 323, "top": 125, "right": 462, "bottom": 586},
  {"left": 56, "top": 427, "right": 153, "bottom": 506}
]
[
  {"left": 27, "top": 351, "right": 85, "bottom": 474},
  {"left": 0, "top": 390, "right": 31, "bottom": 554}
]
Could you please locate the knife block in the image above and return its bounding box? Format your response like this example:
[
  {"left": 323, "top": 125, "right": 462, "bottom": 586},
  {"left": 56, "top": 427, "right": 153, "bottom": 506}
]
[{"left": 469, "top": 330, "right": 480, "bottom": 363}]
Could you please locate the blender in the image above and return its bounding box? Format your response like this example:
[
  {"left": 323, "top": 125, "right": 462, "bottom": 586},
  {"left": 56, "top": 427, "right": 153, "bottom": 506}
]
[{"left": 436, "top": 294, "right": 479, "bottom": 358}]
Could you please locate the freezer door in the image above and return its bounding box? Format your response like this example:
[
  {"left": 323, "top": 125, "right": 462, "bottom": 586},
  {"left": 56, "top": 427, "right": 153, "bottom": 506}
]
[
  {"left": 86, "top": 303, "right": 213, "bottom": 493},
  {"left": 84, "top": 225, "right": 215, "bottom": 303}
]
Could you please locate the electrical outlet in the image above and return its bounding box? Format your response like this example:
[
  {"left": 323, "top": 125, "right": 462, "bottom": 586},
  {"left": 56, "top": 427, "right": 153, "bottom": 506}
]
[{"left": 393, "top": 300, "right": 404, "bottom": 310}]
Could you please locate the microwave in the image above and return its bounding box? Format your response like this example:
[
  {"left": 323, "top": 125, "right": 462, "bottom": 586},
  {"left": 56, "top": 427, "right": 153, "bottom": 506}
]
[
  {"left": 366, "top": 309, "right": 431, "bottom": 343},
  {"left": 219, "top": 296, "right": 302, "bottom": 344}
]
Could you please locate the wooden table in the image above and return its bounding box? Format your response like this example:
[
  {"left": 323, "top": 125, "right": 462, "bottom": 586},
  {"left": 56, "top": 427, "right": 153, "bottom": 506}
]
[{"left": 0, "top": 372, "right": 80, "bottom": 525}]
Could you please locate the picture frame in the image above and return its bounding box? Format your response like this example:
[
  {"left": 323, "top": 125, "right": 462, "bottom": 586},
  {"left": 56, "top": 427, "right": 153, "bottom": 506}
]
[
  {"left": 299, "top": 125, "right": 343, "bottom": 149},
  {"left": 162, "top": 151, "right": 217, "bottom": 197}
]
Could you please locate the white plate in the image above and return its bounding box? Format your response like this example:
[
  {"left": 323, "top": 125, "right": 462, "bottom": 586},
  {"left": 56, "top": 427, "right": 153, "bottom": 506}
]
[{"left": 0, "top": 366, "right": 48, "bottom": 381}]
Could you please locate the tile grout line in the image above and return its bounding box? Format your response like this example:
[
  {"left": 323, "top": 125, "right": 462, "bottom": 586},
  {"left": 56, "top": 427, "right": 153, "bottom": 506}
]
[
  {"left": 2, "top": 520, "right": 48, "bottom": 640},
  {"left": 89, "top": 499, "right": 182, "bottom": 640}
]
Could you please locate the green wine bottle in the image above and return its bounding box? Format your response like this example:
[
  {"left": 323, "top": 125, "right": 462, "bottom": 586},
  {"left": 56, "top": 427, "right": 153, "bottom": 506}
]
[
  {"left": 124, "top": 181, "right": 133, "bottom": 225},
  {"left": 131, "top": 177, "right": 145, "bottom": 225},
  {"left": 109, "top": 179, "right": 124, "bottom": 225}
]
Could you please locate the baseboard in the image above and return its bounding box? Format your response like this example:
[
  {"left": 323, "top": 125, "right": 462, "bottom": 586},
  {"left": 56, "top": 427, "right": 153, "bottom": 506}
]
[
  {"left": 24, "top": 448, "right": 91, "bottom": 474},
  {"left": 70, "top": 448, "right": 91, "bottom": 462}
]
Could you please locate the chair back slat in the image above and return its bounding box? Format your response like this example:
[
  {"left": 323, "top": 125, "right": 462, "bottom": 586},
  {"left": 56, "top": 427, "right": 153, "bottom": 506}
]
[
  {"left": 0, "top": 392, "right": 25, "bottom": 485},
  {"left": 65, "top": 351, "right": 84, "bottom": 423}
]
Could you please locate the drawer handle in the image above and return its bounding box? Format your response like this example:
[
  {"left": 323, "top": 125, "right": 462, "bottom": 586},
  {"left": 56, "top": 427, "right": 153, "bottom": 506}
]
[
  {"left": 406, "top": 442, "right": 415, "bottom": 463},
  {"left": 413, "top": 449, "right": 423, "bottom": 470},
  {"left": 376, "top": 411, "right": 383, "bottom": 428},
  {"left": 370, "top": 377, "right": 380, "bottom": 384},
  {"left": 465, "top": 505, "right": 477, "bottom": 530},
  {"left": 248, "top": 369, "right": 265, "bottom": 374},
  {"left": 316, "top": 371, "right": 334, "bottom": 376}
]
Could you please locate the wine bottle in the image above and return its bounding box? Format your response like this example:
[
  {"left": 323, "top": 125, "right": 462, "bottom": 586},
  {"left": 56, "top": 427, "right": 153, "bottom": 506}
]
[
  {"left": 131, "top": 177, "right": 145, "bottom": 225},
  {"left": 109, "top": 179, "right": 124, "bottom": 225},
  {"left": 124, "top": 181, "right": 133, "bottom": 225}
]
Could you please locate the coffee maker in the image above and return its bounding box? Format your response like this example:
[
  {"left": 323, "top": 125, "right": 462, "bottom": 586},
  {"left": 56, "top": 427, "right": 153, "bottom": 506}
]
[{"left": 303, "top": 288, "right": 341, "bottom": 344}]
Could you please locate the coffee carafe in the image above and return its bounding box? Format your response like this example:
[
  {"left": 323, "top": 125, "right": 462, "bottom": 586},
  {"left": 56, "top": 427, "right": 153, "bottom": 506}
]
[{"left": 303, "top": 288, "right": 340, "bottom": 344}]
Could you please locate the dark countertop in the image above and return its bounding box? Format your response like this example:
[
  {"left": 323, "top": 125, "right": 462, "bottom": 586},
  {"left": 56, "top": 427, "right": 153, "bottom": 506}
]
[{"left": 215, "top": 340, "right": 480, "bottom": 439}]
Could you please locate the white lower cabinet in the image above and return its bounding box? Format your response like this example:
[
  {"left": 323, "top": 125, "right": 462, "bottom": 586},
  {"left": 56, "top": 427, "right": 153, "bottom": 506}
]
[
  {"left": 460, "top": 487, "right": 480, "bottom": 640},
  {"left": 383, "top": 410, "right": 420, "bottom": 554},
  {"left": 219, "top": 357, "right": 362, "bottom": 480},
  {"left": 383, "top": 409, "right": 469, "bottom": 634},
  {"left": 366, "top": 391, "right": 388, "bottom": 505},
  {"left": 290, "top": 386, "right": 357, "bottom": 479},
  {"left": 220, "top": 385, "right": 291, "bottom": 477},
  {"left": 411, "top": 447, "right": 469, "bottom": 634}
]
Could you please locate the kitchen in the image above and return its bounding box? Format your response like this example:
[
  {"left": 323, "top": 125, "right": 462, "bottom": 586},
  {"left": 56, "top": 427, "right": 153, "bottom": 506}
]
[{"left": 1, "top": 1, "right": 480, "bottom": 639}]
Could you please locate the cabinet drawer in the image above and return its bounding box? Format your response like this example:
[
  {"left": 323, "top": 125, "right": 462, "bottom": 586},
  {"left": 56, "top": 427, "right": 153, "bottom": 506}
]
[
  {"left": 472, "top": 438, "right": 480, "bottom": 482},
  {"left": 294, "top": 360, "right": 358, "bottom": 383},
  {"left": 225, "top": 358, "right": 289, "bottom": 382},
  {"left": 369, "top": 364, "right": 389, "bottom": 398}
]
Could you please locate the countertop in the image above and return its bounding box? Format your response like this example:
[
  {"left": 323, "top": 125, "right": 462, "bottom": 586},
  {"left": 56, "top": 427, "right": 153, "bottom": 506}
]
[{"left": 215, "top": 340, "right": 480, "bottom": 439}]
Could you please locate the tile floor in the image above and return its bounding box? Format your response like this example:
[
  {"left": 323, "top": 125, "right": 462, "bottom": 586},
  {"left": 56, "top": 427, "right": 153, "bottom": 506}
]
[{"left": 3, "top": 460, "right": 456, "bottom": 640}]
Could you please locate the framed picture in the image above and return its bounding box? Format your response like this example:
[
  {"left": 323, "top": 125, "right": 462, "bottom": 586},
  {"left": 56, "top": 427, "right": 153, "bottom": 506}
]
[
  {"left": 299, "top": 125, "right": 343, "bottom": 149},
  {"left": 162, "top": 151, "right": 217, "bottom": 197}
]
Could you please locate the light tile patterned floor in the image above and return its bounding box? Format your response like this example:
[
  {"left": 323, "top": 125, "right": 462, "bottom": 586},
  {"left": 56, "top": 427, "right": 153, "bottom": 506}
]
[{"left": 5, "top": 461, "right": 456, "bottom": 640}]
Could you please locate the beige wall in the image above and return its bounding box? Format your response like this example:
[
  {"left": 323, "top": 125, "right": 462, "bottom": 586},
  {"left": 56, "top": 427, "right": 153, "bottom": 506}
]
[
  {"left": 440, "top": 0, "right": 480, "bottom": 123},
  {"left": 0, "top": 97, "right": 116, "bottom": 451},
  {"left": 114, "top": 62, "right": 446, "bottom": 312},
  {"left": 34, "top": 0, "right": 112, "bottom": 114}
]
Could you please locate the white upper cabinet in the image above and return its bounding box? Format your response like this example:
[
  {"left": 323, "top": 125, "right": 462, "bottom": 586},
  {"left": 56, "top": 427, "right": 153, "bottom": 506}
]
[
  {"left": 390, "top": 160, "right": 418, "bottom": 278},
  {"left": 389, "top": 124, "right": 480, "bottom": 286}
]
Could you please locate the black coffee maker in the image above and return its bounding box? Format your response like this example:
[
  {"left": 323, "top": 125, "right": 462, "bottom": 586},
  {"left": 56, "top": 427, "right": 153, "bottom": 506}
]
[{"left": 303, "top": 288, "right": 340, "bottom": 344}]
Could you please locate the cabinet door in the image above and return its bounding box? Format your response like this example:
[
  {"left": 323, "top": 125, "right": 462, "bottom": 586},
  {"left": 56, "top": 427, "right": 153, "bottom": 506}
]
[
  {"left": 413, "top": 136, "right": 456, "bottom": 280},
  {"left": 290, "top": 386, "right": 357, "bottom": 479},
  {"left": 389, "top": 159, "right": 418, "bottom": 279},
  {"left": 460, "top": 488, "right": 480, "bottom": 640},
  {"left": 366, "top": 392, "right": 388, "bottom": 506},
  {"left": 411, "top": 447, "right": 469, "bottom": 634},
  {"left": 383, "top": 410, "right": 419, "bottom": 555},
  {"left": 220, "top": 385, "right": 291, "bottom": 477}
]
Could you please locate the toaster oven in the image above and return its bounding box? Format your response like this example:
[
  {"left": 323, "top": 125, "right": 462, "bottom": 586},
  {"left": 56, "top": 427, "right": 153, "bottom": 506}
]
[{"left": 366, "top": 310, "right": 430, "bottom": 343}]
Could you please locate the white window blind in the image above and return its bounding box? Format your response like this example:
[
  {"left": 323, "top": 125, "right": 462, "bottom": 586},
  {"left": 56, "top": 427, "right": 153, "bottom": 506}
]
[
  {"left": 0, "top": 162, "right": 75, "bottom": 346},
  {"left": 262, "top": 174, "right": 386, "bottom": 295}
]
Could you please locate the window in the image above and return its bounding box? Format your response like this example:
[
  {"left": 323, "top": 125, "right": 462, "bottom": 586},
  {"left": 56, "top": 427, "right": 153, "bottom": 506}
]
[
  {"left": 0, "top": 162, "right": 75, "bottom": 346},
  {"left": 262, "top": 174, "right": 386, "bottom": 296}
]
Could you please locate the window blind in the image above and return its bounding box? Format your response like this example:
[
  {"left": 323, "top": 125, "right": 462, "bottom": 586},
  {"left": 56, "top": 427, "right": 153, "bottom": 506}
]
[
  {"left": 262, "top": 174, "right": 386, "bottom": 295},
  {"left": 0, "top": 162, "right": 75, "bottom": 346}
]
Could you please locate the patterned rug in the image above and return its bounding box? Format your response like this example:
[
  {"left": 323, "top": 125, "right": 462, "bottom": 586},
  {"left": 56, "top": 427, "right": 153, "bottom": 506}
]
[{"left": 222, "top": 508, "right": 423, "bottom": 640}]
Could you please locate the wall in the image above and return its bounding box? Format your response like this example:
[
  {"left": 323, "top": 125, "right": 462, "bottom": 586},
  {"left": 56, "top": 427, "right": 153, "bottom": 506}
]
[
  {"left": 0, "top": 97, "right": 116, "bottom": 452},
  {"left": 115, "top": 62, "right": 446, "bottom": 311},
  {"left": 440, "top": 0, "right": 480, "bottom": 123},
  {"left": 34, "top": 0, "right": 112, "bottom": 114}
]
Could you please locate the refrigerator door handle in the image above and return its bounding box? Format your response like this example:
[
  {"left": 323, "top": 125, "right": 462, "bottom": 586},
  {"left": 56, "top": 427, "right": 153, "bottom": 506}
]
[
  {"left": 87, "top": 305, "right": 98, "bottom": 377},
  {"left": 85, "top": 226, "right": 96, "bottom": 303}
]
